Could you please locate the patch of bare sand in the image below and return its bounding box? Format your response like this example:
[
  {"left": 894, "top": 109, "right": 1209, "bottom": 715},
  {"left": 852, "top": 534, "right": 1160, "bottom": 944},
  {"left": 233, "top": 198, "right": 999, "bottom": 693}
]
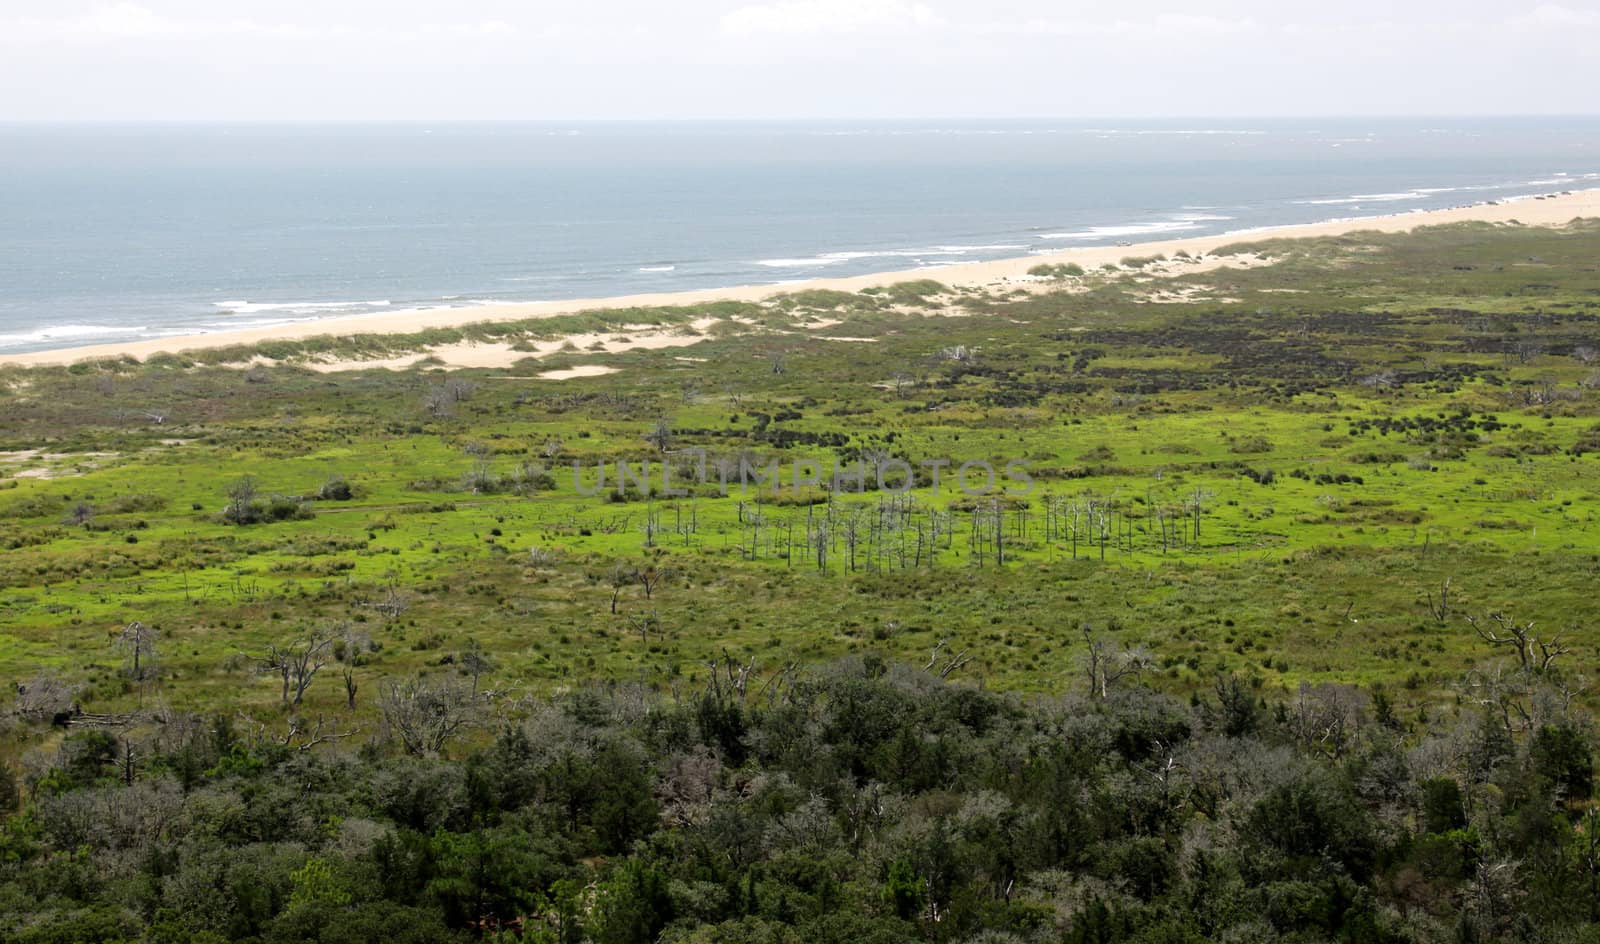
[
  {"left": 304, "top": 323, "right": 714, "bottom": 373},
  {"left": 0, "top": 450, "right": 115, "bottom": 479},
  {"left": 537, "top": 365, "right": 622, "bottom": 380},
  {"left": 1136, "top": 284, "right": 1244, "bottom": 305}
]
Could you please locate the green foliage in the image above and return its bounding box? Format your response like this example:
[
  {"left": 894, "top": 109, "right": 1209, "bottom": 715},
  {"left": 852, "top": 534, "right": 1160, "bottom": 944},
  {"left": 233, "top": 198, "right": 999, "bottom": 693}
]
[
  {"left": 595, "top": 859, "right": 674, "bottom": 944},
  {"left": 2, "top": 214, "right": 1600, "bottom": 939},
  {"left": 1, "top": 662, "right": 1599, "bottom": 941},
  {"left": 1027, "top": 262, "right": 1087, "bottom": 279},
  {"left": 1420, "top": 777, "right": 1467, "bottom": 833},
  {"left": 1532, "top": 722, "right": 1595, "bottom": 801},
  {"left": 289, "top": 857, "right": 353, "bottom": 910}
]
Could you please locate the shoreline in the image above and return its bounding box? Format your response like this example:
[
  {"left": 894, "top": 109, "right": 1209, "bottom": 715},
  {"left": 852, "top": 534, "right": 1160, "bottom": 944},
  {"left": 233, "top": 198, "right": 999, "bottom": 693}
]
[{"left": 5, "top": 188, "right": 1600, "bottom": 369}]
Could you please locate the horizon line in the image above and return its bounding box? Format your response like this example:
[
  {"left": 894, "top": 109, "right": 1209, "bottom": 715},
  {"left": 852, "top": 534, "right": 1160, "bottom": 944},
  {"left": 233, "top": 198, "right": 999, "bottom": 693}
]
[{"left": 4, "top": 113, "right": 1600, "bottom": 125}]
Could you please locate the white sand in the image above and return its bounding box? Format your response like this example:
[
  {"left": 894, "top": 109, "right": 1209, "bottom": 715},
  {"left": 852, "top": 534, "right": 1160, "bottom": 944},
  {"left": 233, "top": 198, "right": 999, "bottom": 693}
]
[
  {"left": 537, "top": 365, "right": 622, "bottom": 380},
  {"left": 5, "top": 189, "right": 1597, "bottom": 370}
]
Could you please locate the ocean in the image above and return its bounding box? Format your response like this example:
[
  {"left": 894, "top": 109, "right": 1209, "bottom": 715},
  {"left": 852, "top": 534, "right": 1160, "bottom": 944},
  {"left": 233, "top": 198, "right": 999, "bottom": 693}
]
[{"left": 2, "top": 118, "right": 1599, "bottom": 354}]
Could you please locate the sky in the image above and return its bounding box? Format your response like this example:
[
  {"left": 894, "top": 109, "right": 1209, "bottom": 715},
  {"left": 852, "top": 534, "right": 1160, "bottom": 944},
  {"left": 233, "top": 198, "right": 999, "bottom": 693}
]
[{"left": 0, "top": 0, "right": 1597, "bottom": 120}]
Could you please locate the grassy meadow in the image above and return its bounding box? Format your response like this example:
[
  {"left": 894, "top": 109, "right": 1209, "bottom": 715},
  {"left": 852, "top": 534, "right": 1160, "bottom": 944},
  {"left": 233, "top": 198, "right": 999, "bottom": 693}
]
[{"left": 3, "top": 219, "right": 1600, "bottom": 737}]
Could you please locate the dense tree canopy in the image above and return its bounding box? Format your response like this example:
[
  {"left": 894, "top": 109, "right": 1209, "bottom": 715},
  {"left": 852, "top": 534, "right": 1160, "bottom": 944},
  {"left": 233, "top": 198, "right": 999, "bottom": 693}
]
[{"left": 2, "top": 655, "right": 1596, "bottom": 943}]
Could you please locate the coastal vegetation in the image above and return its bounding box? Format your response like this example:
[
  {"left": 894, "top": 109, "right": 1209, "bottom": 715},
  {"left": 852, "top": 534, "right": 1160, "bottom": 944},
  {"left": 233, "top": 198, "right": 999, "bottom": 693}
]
[{"left": 3, "top": 219, "right": 1600, "bottom": 940}]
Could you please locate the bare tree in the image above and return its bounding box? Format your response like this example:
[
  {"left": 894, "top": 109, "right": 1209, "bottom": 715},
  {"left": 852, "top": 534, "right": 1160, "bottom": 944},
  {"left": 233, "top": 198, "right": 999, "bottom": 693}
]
[
  {"left": 460, "top": 639, "right": 494, "bottom": 694},
  {"left": 240, "top": 712, "right": 360, "bottom": 753},
  {"left": 363, "top": 584, "right": 411, "bottom": 622},
  {"left": 645, "top": 416, "right": 676, "bottom": 453},
  {"left": 422, "top": 377, "right": 476, "bottom": 418},
  {"left": 1513, "top": 339, "right": 1545, "bottom": 365},
  {"left": 1467, "top": 612, "right": 1570, "bottom": 678},
  {"left": 258, "top": 631, "right": 334, "bottom": 705},
  {"left": 609, "top": 564, "right": 635, "bottom": 614},
  {"left": 636, "top": 565, "right": 674, "bottom": 601},
  {"left": 115, "top": 621, "right": 160, "bottom": 682},
  {"left": 1080, "top": 625, "right": 1151, "bottom": 698},
  {"left": 1286, "top": 682, "right": 1365, "bottom": 758},
  {"left": 336, "top": 627, "right": 372, "bottom": 710},
  {"left": 379, "top": 676, "right": 478, "bottom": 756},
  {"left": 707, "top": 649, "right": 757, "bottom": 702},
  {"left": 1425, "top": 577, "right": 1454, "bottom": 624},
  {"left": 891, "top": 371, "right": 913, "bottom": 398},
  {"left": 626, "top": 609, "right": 661, "bottom": 644},
  {"left": 924, "top": 638, "right": 974, "bottom": 679}
]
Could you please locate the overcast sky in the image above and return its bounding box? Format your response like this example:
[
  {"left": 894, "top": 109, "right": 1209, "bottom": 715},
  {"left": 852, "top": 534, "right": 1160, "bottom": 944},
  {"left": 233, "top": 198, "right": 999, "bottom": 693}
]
[{"left": 1, "top": 0, "right": 1597, "bottom": 120}]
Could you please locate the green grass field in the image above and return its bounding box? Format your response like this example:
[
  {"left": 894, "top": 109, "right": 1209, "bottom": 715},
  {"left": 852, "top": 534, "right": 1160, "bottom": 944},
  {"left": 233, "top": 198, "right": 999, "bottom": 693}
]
[{"left": 3, "top": 219, "right": 1600, "bottom": 736}]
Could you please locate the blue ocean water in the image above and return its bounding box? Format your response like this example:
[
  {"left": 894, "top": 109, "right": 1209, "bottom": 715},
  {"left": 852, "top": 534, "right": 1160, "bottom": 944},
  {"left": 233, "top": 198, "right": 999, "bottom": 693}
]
[{"left": 2, "top": 118, "right": 1598, "bottom": 354}]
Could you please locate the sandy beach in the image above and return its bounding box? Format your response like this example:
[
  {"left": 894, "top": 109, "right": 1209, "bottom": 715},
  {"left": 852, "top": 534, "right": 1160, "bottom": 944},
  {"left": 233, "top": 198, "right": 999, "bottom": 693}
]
[{"left": 5, "top": 189, "right": 1598, "bottom": 370}]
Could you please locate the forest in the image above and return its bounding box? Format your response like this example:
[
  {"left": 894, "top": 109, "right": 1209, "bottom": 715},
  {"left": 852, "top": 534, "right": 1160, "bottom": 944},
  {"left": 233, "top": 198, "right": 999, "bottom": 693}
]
[{"left": 2, "top": 651, "right": 1596, "bottom": 943}]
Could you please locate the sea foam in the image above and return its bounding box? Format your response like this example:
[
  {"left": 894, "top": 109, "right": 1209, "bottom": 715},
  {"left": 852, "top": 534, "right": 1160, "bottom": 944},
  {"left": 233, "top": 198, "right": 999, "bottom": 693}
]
[
  {"left": 753, "top": 244, "right": 1027, "bottom": 267},
  {"left": 0, "top": 324, "right": 146, "bottom": 346},
  {"left": 1039, "top": 221, "right": 1205, "bottom": 241},
  {"left": 212, "top": 300, "right": 391, "bottom": 315}
]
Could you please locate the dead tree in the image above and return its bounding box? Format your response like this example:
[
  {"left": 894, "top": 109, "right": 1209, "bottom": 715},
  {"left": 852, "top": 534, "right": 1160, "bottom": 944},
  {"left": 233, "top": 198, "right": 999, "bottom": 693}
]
[
  {"left": 1426, "top": 577, "right": 1454, "bottom": 624},
  {"left": 626, "top": 609, "right": 661, "bottom": 644},
  {"left": 1467, "top": 613, "right": 1570, "bottom": 678},
  {"left": 1286, "top": 683, "right": 1364, "bottom": 758},
  {"left": 364, "top": 585, "right": 411, "bottom": 622},
  {"left": 708, "top": 649, "right": 757, "bottom": 702},
  {"left": 1080, "top": 625, "right": 1151, "bottom": 699},
  {"left": 460, "top": 639, "right": 494, "bottom": 694},
  {"left": 422, "top": 377, "right": 476, "bottom": 418},
  {"left": 636, "top": 565, "right": 674, "bottom": 601},
  {"left": 240, "top": 712, "right": 360, "bottom": 753},
  {"left": 645, "top": 416, "right": 676, "bottom": 453},
  {"left": 925, "top": 639, "right": 974, "bottom": 679},
  {"left": 379, "top": 676, "right": 478, "bottom": 756},
  {"left": 336, "top": 627, "right": 372, "bottom": 710},
  {"left": 115, "top": 621, "right": 160, "bottom": 682},
  {"left": 258, "top": 631, "right": 333, "bottom": 706},
  {"left": 609, "top": 564, "right": 634, "bottom": 614}
]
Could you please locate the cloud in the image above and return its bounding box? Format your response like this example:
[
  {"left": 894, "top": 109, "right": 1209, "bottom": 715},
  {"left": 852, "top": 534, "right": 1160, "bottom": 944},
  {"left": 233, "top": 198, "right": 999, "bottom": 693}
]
[
  {"left": 721, "top": 0, "right": 946, "bottom": 36},
  {"left": 0, "top": 2, "right": 522, "bottom": 45}
]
